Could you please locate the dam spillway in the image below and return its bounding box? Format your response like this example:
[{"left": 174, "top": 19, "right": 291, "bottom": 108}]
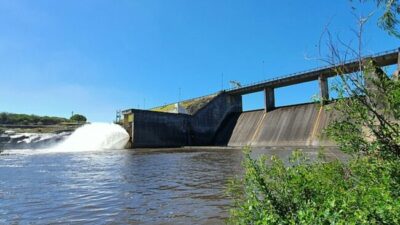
[
  {"left": 121, "top": 48, "right": 400, "bottom": 148},
  {"left": 225, "top": 103, "right": 335, "bottom": 147}
]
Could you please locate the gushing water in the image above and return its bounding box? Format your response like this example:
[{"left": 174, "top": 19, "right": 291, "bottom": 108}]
[
  {"left": 1, "top": 123, "right": 129, "bottom": 155},
  {"left": 52, "top": 123, "right": 130, "bottom": 152}
]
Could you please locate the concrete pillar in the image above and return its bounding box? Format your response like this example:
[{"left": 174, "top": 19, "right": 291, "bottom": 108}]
[
  {"left": 364, "top": 59, "right": 389, "bottom": 109},
  {"left": 264, "top": 87, "right": 275, "bottom": 112},
  {"left": 393, "top": 50, "right": 399, "bottom": 81},
  {"left": 318, "top": 75, "right": 329, "bottom": 105}
]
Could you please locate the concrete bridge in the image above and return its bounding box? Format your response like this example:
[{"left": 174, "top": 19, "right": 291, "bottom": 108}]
[
  {"left": 122, "top": 48, "right": 399, "bottom": 148},
  {"left": 226, "top": 49, "right": 399, "bottom": 112}
]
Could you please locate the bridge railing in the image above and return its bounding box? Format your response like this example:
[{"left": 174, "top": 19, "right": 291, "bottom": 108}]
[
  {"left": 127, "top": 48, "right": 398, "bottom": 111},
  {"left": 224, "top": 48, "right": 399, "bottom": 93}
]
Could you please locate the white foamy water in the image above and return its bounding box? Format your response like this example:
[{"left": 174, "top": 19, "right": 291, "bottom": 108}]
[
  {"left": 2, "top": 123, "right": 130, "bottom": 155},
  {"left": 51, "top": 123, "right": 130, "bottom": 152}
]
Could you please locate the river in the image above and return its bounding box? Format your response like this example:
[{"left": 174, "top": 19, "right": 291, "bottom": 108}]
[{"left": 0, "top": 147, "right": 343, "bottom": 224}]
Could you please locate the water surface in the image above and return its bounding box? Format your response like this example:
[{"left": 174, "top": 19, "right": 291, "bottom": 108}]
[{"left": 0, "top": 147, "right": 343, "bottom": 224}]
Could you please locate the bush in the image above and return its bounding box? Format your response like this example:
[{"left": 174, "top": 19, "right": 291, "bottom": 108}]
[
  {"left": 227, "top": 150, "right": 400, "bottom": 224},
  {"left": 0, "top": 112, "right": 68, "bottom": 125},
  {"left": 324, "top": 59, "right": 400, "bottom": 159},
  {"left": 227, "top": 3, "right": 400, "bottom": 224},
  {"left": 70, "top": 114, "right": 87, "bottom": 123}
]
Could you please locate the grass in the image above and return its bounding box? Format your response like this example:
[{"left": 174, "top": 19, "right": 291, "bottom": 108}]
[{"left": 151, "top": 94, "right": 217, "bottom": 114}]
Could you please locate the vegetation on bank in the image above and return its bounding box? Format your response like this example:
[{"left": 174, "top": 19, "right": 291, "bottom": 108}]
[
  {"left": 227, "top": 2, "right": 400, "bottom": 224},
  {"left": 0, "top": 112, "right": 87, "bottom": 126},
  {"left": 69, "top": 114, "right": 87, "bottom": 123},
  {"left": 228, "top": 150, "right": 400, "bottom": 224},
  {"left": 227, "top": 64, "right": 400, "bottom": 224},
  {"left": 151, "top": 94, "right": 217, "bottom": 114}
]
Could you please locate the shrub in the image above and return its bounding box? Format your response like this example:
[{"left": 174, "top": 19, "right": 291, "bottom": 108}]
[
  {"left": 0, "top": 112, "right": 67, "bottom": 125},
  {"left": 324, "top": 59, "right": 400, "bottom": 159},
  {"left": 227, "top": 2, "right": 400, "bottom": 224},
  {"left": 227, "top": 150, "right": 400, "bottom": 224},
  {"left": 69, "top": 114, "right": 87, "bottom": 123}
]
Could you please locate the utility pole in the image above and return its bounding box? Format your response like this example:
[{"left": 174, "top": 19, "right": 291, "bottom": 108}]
[
  {"left": 115, "top": 110, "right": 121, "bottom": 123},
  {"left": 178, "top": 88, "right": 181, "bottom": 103},
  {"left": 262, "top": 60, "right": 265, "bottom": 76},
  {"left": 221, "top": 73, "right": 224, "bottom": 90}
]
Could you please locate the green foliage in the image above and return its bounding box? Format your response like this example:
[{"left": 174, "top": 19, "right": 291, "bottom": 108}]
[
  {"left": 151, "top": 94, "right": 216, "bottom": 114},
  {"left": 70, "top": 114, "right": 87, "bottom": 123},
  {"left": 227, "top": 56, "right": 400, "bottom": 225},
  {"left": 352, "top": 0, "right": 400, "bottom": 37},
  {"left": 374, "top": 0, "right": 400, "bottom": 37},
  {"left": 227, "top": 64, "right": 400, "bottom": 223},
  {"left": 325, "top": 59, "right": 400, "bottom": 159},
  {"left": 228, "top": 3, "right": 400, "bottom": 223},
  {"left": 152, "top": 103, "right": 175, "bottom": 112},
  {"left": 227, "top": 150, "right": 400, "bottom": 224},
  {"left": 0, "top": 112, "right": 68, "bottom": 125},
  {"left": 180, "top": 94, "right": 216, "bottom": 114}
]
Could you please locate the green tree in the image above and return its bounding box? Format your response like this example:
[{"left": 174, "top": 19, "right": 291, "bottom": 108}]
[
  {"left": 363, "top": 0, "right": 400, "bottom": 37},
  {"left": 0, "top": 112, "right": 67, "bottom": 125},
  {"left": 70, "top": 114, "right": 87, "bottom": 123},
  {"left": 325, "top": 59, "right": 400, "bottom": 158}
]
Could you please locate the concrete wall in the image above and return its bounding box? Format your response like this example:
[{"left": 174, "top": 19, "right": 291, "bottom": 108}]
[
  {"left": 129, "top": 92, "right": 242, "bottom": 148},
  {"left": 128, "top": 96, "right": 335, "bottom": 148},
  {"left": 226, "top": 110, "right": 265, "bottom": 146},
  {"left": 227, "top": 103, "right": 336, "bottom": 147},
  {"left": 190, "top": 93, "right": 242, "bottom": 145},
  {"left": 132, "top": 110, "right": 189, "bottom": 148}
]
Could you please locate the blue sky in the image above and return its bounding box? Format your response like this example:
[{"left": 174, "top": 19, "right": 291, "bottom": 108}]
[{"left": 0, "top": 0, "right": 398, "bottom": 122}]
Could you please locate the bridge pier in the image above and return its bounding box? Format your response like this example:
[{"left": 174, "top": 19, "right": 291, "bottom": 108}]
[
  {"left": 264, "top": 87, "right": 275, "bottom": 112},
  {"left": 318, "top": 75, "right": 329, "bottom": 104},
  {"left": 394, "top": 50, "right": 399, "bottom": 81}
]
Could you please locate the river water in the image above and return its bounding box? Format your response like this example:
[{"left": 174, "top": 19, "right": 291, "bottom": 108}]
[{"left": 0, "top": 147, "right": 343, "bottom": 224}]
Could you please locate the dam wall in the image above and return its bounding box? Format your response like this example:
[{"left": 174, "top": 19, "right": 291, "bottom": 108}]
[
  {"left": 226, "top": 103, "right": 336, "bottom": 147},
  {"left": 132, "top": 110, "right": 189, "bottom": 148},
  {"left": 125, "top": 97, "right": 336, "bottom": 148},
  {"left": 122, "top": 49, "right": 398, "bottom": 148},
  {"left": 190, "top": 93, "right": 242, "bottom": 145},
  {"left": 129, "top": 101, "right": 336, "bottom": 148},
  {"left": 127, "top": 92, "right": 242, "bottom": 148}
]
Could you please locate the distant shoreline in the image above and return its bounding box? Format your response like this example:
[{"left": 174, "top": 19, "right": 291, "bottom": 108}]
[
  {"left": 0, "top": 124, "right": 83, "bottom": 134},
  {"left": 0, "top": 124, "right": 83, "bottom": 150}
]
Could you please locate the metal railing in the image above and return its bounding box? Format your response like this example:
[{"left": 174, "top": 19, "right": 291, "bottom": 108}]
[
  {"left": 224, "top": 48, "right": 399, "bottom": 93},
  {"left": 127, "top": 48, "right": 398, "bottom": 111}
]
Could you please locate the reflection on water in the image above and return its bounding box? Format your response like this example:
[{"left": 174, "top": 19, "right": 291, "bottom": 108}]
[{"left": 0, "top": 147, "right": 344, "bottom": 224}]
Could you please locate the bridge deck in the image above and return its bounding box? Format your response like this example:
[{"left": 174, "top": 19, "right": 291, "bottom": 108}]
[{"left": 226, "top": 49, "right": 399, "bottom": 95}]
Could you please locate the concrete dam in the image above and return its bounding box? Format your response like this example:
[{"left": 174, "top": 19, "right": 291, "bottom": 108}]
[{"left": 121, "top": 49, "right": 399, "bottom": 148}]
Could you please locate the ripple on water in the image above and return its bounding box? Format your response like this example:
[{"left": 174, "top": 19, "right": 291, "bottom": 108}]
[{"left": 0, "top": 147, "right": 339, "bottom": 224}]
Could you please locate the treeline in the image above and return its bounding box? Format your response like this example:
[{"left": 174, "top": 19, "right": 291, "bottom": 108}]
[{"left": 0, "top": 112, "right": 80, "bottom": 125}]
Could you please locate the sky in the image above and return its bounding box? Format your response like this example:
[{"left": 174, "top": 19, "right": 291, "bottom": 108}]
[{"left": 0, "top": 0, "right": 398, "bottom": 122}]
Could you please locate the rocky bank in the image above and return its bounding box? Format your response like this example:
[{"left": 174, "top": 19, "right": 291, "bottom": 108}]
[{"left": 0, "top": 130, "right": 72, "bottom": 150}]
